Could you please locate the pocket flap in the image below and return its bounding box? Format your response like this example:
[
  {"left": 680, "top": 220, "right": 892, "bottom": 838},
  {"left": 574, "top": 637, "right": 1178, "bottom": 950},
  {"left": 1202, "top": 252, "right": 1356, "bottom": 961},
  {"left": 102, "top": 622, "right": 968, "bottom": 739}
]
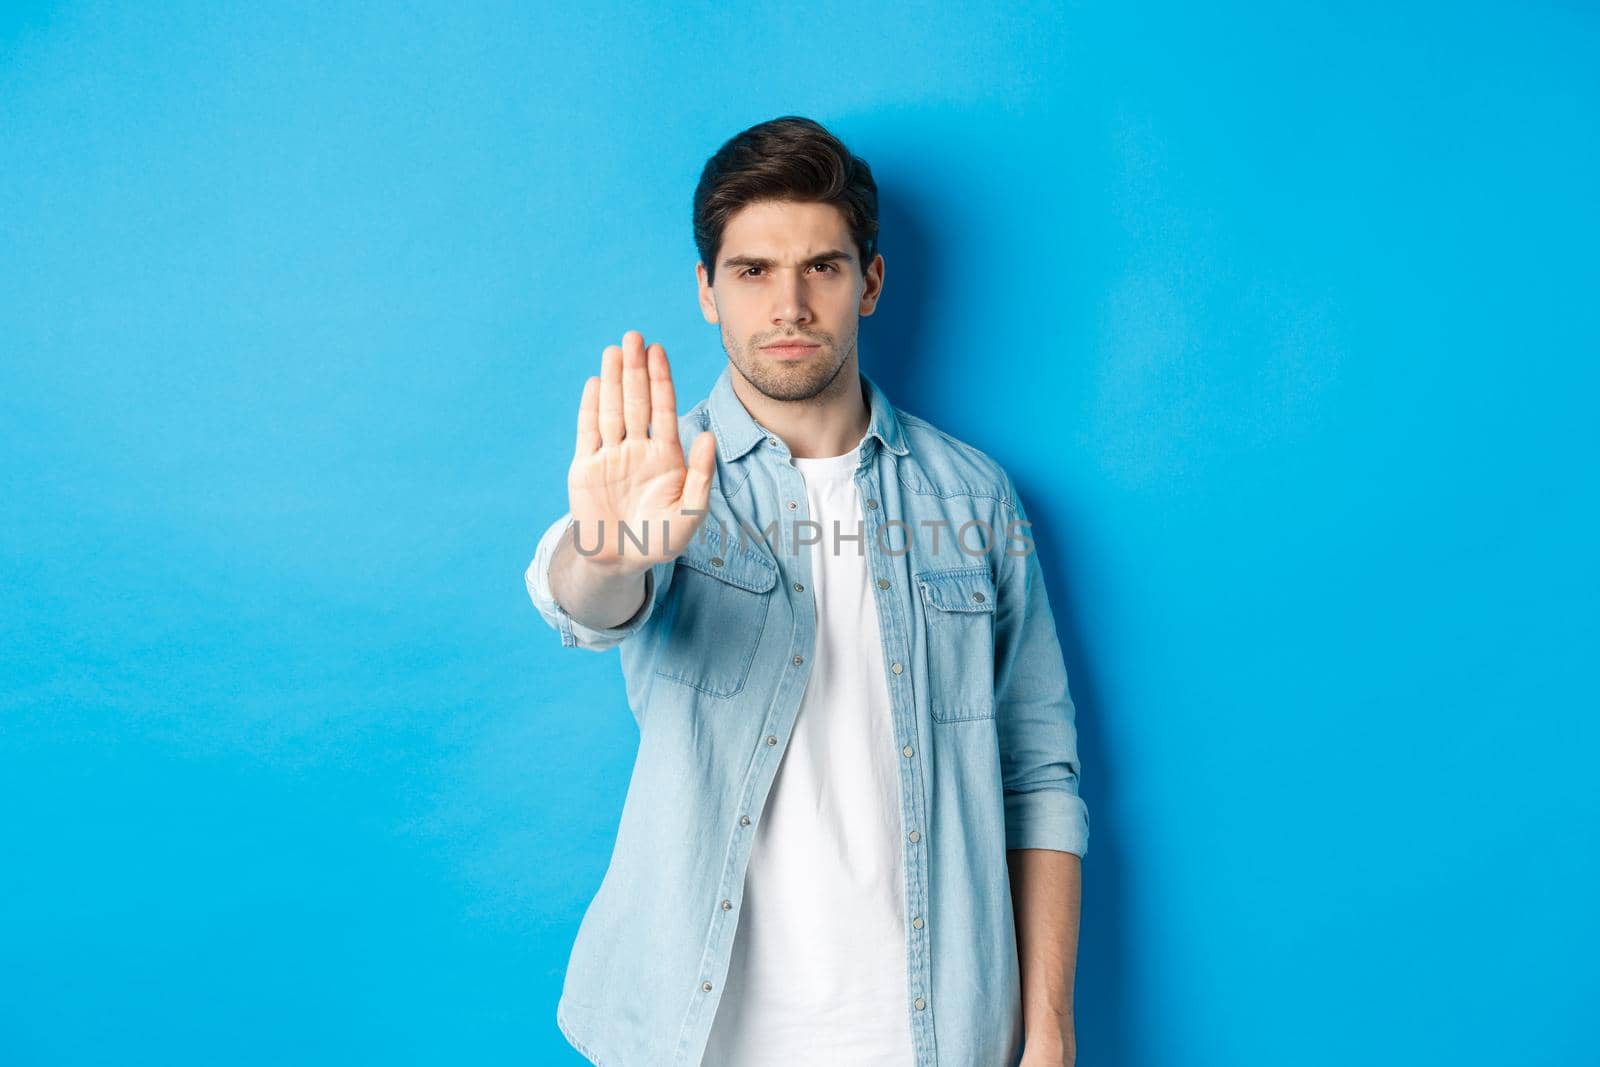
[
  {"left": 679, "top": 540, "right": 778, "bottom": 593},
  {"left": 916, "top": 567, "right": 997, "bottom": 613}
]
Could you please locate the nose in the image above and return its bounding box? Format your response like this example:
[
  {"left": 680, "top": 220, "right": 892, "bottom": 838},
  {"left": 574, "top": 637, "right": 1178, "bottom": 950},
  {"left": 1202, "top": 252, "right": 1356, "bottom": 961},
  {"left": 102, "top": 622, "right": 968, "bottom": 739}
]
[{"left": 771, "top": 269, "right": 813, "bottom": 329}]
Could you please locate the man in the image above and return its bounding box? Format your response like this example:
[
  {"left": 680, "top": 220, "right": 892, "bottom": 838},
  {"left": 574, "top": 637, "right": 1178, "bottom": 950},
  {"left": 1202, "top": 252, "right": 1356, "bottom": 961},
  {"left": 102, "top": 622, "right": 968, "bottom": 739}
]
[{"left": 524, "top": 116, "right": 1088, "bottom": 1067}]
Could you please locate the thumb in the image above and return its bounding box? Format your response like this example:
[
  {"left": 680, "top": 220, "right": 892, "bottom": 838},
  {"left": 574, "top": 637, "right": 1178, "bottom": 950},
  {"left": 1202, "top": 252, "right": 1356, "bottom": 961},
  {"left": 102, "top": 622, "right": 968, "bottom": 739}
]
[{"left": 680, "top": 430, "right": 717, "bottom": 517}]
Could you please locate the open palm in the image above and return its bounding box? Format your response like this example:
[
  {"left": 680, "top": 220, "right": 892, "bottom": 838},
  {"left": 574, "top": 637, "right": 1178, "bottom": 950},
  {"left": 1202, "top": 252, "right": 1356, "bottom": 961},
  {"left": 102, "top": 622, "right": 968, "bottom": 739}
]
[{"left": 568, "top": 330, "right": 717, "bottom": 576}]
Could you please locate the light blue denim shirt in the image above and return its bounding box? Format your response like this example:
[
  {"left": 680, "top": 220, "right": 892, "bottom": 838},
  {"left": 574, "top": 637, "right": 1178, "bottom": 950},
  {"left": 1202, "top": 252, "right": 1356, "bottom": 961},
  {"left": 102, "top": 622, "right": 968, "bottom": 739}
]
[{"left": 523, "top": 362, "right": 1089, "bottom": 1067}]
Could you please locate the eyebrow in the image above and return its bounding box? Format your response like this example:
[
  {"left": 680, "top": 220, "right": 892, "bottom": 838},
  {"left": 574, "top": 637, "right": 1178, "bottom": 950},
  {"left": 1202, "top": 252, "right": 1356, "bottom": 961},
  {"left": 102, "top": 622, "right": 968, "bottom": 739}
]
[{"left": 720, "top": 249, "right": 854, "bottom": 270}]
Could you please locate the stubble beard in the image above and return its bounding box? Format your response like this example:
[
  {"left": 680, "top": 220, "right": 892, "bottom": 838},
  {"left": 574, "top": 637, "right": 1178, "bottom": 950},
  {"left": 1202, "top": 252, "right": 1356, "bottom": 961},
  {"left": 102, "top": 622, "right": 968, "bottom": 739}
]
[{"left": 725, "top": 324, "right": 857, "bottom": 404}]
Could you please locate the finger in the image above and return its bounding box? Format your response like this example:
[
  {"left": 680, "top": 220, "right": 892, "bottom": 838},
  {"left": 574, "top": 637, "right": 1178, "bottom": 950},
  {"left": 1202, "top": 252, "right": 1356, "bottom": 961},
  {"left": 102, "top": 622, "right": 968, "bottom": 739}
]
[
  {"left": 680, "top": 430, "right": 717, "bottom": 515},
  {"left": 574, "top": 375, "right": 602, "bottom": 457},
  {"left": 647, "top": 341, "right": 680, "bottom": 449},
  {"left": 598, "top": 343, "right": 623, "bottom": 446},
  {"left": 621, "top": 330, "right": 650, "bottom": 441}
]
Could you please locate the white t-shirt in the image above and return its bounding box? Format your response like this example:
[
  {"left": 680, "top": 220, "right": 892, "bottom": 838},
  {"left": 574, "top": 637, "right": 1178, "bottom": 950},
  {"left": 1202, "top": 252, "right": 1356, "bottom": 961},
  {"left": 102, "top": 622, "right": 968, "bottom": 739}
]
[{"left": 702, "top": 439, "right": 914, "bottom": 1066}]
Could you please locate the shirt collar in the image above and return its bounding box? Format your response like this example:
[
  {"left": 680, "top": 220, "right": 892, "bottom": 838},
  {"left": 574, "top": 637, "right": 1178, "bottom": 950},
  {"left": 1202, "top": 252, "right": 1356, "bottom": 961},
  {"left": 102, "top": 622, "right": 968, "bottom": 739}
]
[{"left": 705, "top": 361, "right": 911, "bottom": 465}]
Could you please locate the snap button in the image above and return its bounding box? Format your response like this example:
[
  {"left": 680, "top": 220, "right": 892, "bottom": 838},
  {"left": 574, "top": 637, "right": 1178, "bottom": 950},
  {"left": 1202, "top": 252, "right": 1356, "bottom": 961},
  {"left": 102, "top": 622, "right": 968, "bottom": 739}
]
[
  {"left": 866, "top": 499, "right": 879, "bottom": 509},
  {"left": 793, "top": 655, "right": 804, "bottom": 666},
  {"left": 793, "top": 582, "right": 804, "bottom": 592},
  {"left": 914, "top": 997, "right": 925, "bottom": 1010},
  {"left": 786, "top": 500, "right": 797, "bottom": 510},
  {"left": 710, "top": 556, "right": 723, "bottom": 567},
  {"left": 702, "top": 981, "right": 714, "bottom": 992},
  {"left": 972, "top": 591, "right": 985, "bottom": 603},
  {"left": 902, "top": 744, "right": 914, "bottom": 758},
  {"left": 721, "top": 899, "right": 732, "bottom": 911},
  {"left": 907, "top": 829, "right": 920, "bottom": 843},
  {"left": 740, "top": 814, "right": 751, "bottom": 826},
  {"left": 877, "top": 578, "right": 889, "bottom": 589},
  {"left": 766, "top": 735, "right": 777, "bottom": 746},
  {"left": 890, "top": 662, "right": 902, "bottom": 675},
  {"left": 912, "top": 916, "right": 924, "bottom": 929}
]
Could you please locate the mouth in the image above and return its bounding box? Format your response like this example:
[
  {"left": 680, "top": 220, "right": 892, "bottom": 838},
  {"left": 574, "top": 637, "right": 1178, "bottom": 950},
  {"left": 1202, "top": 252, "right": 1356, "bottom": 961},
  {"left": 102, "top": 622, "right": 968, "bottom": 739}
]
[{"left": 760, "top": 341, "right": 822, "bottom": 359}]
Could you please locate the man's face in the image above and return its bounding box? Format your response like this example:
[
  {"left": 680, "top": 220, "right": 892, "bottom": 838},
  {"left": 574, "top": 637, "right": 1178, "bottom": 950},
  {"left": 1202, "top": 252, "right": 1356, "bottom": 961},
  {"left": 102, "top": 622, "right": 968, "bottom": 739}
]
[{"left": 696, "top": 199, "right": 884, "bottom": 402}]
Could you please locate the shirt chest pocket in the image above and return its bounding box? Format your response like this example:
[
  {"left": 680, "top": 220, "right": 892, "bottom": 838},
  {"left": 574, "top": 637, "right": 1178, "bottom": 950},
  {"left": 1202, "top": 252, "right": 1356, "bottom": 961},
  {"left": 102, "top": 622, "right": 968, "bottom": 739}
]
[
  {"left": 916, "top": 566, "right": 998, "bottom": 723},
  {"left": 653, "top": 542, "right": 778, "bottom": 699}
]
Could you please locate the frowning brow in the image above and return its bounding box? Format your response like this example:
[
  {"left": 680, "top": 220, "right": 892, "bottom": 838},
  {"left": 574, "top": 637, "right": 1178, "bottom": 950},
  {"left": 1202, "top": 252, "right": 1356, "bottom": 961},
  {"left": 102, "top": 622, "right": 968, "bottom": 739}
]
[{"left": 720, "top": 249, "right": 854, "bottom": 269}]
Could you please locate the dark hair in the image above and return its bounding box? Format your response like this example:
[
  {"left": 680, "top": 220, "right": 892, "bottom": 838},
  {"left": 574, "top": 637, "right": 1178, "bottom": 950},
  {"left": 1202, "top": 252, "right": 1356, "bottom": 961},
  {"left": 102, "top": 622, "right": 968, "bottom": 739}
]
[{"left": 693, "top": 116, "right": 879, "bottom": 285}]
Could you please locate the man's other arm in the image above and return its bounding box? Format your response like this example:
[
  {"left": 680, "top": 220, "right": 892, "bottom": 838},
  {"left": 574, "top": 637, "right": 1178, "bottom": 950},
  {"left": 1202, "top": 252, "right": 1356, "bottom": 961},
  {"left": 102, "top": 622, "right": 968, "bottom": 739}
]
[{"left": 991, "top": 470, "right": 1090, "bottom": 1062}]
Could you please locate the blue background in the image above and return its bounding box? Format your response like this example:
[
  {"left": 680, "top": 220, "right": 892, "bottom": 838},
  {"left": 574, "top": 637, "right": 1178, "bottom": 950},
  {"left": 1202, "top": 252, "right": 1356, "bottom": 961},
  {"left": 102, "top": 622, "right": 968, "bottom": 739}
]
[{"left": 3, "top": 2, "right": 1595, "bottom": 1064}]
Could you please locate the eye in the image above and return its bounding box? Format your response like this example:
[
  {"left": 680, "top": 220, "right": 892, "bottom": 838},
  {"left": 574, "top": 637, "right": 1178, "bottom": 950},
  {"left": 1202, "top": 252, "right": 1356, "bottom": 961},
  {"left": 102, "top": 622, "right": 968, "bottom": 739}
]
[
  {"left": 741, "top": 266, "right": 764, "bottom": 278},
  {"left": 811, "top": 262, "right": 836, "bottom": 273}
]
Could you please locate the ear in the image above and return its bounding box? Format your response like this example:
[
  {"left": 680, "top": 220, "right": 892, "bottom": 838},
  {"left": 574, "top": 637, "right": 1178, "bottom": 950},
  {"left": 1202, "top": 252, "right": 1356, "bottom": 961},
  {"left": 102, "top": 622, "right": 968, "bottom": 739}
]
[
  {"left": 858, "top": 253, "right": 885, "bottom": 317},
  {"left": 696, "top": 261, "right": 720, "bottom": 324}
]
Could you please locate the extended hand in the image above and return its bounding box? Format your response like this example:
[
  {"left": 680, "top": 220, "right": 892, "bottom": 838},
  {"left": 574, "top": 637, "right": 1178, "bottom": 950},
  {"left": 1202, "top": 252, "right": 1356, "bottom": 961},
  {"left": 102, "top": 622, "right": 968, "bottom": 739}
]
[{"left": 568, "top": 330, "right": 717, "bottom": 576}]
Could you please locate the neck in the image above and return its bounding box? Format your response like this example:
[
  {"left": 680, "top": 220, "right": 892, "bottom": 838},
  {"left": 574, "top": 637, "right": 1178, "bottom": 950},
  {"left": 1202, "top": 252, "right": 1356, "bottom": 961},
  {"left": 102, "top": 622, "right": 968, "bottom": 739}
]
[{"left": 732, "top": 352, "right": 871, "bottom": 459}]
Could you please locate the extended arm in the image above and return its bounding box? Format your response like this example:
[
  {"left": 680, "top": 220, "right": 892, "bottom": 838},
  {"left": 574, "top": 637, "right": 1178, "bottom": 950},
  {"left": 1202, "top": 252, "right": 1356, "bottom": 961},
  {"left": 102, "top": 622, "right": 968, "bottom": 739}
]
[
  {"left": 521, "top": 331, "right": 715, "bottom": 652},
  {"left": 549, "top": 517, "right": 651, "bottom": 630}
]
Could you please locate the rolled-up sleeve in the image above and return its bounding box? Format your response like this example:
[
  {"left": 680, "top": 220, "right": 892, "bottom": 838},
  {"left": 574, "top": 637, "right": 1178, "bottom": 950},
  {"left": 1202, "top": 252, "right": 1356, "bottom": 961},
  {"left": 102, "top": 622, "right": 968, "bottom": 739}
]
[
  {"left": 524, "top": 510, "right": 661, "bottom": 652},
  {"left": 992, "top": 474, "right": 1091, "bottom": 857}
]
